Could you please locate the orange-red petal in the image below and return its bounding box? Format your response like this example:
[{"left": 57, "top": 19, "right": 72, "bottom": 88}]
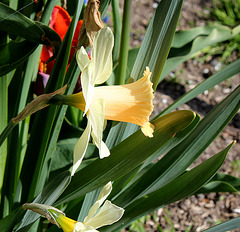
[{"left": 50, "top": 5, "right": 71, "bottom": 41}]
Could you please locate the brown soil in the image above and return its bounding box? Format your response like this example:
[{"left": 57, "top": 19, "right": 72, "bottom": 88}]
[{"left": 116, "top": 0, "right": 240, "bottom": 231}]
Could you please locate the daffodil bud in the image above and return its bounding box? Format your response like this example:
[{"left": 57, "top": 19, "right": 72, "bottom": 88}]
[{"left": 13, "top": 85, "right": 66, "bottom": 124}]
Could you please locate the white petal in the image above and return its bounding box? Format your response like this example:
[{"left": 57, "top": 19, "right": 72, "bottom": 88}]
[
  {"left": 74, "top": 222, "right": 98, "bottom": 232},
  {"left": 91, "top": 27, "right": 114, "bottom": 85},
  {"left": 81, "top": 62, "right": 95, "bottom": 114},
  {"left": 76, "top": 47, "right": 91, "bottom": 71},
  {"left": 84, "top": 200, "right": 124, "bottom": 229},
  {"left": 84, "top": 182, "right": 112, "bottom": 222},
  {"left": 99, "top": 141, "right": 110, "bottom": 159},
  {"left": 71, "top": 121, "right": 91, "bottom": 176},
  {"left": 88, "top": 98, "right": 110, "bottom": 159}
]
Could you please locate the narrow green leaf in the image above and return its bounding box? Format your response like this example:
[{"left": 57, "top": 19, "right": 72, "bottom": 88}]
[
  {"left": 203, "top": 216, "right": 240, "bottom": 232},
  {"left": 196, "top": 172, "right": 240, "bottom": 194},
  {"left": 197, "top": 181, "right": 238, "bottom": 193},
  {"left": 0, "top": 74, "right": 8, "bottom": 197},
  {"left": 126, "top": 48, "right": 139, "bottom": 78},
  {"left": 112, "top": 0, "right": 122, "bottom": 64},
  {"left": 0, "top": 207, "right": 25, "bottom": 232},
  {"left": 99, "top": 0, "right": 111, "bottom": 17},
  {"left": 140, "top": 114, "right": 200, "bottom": 169},
  {"left": 0, "top": 40, "right": 37, "bottom": 76},
  {"left": 141, "top": 85, "right": 240, "bottom": 196},
  {"left": 116, "top": 0, "right": 132, "bottom": 85},
  {"left": 103, "top": 142, "right": 235, "bottom": 231},
  {"left": 112, "top": 115, "right": 201, "bottom": 206},
  {"left": 55, "top": 110, "right": 195, "bottom": 205},
  {"left": 131, "top": 0, "right": 183, "bottom": 90},
  {"left": 106, "top": 122, "right": 139, "bottom": 149},
  {"left": 161, "top": 25, "right": 234, "bottom": 78},
  {"left": 159, "top": 57, "right": 240, "bottom": 116},
  {"left": 16, "top": 171, "right": 71, "bottom": 232},
  {"left": 35, "top": 52, "right": 83, "bottom": 195}
]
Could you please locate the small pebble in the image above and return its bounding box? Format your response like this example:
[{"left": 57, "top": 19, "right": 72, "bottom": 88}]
[
  {"left": 214, "top": 62, "right": 223, "bottom": 71},
  {"left": 162, "top": 98, "right": 167, "bottom": 104},
  {"left": 223, "top": 88, "right": 231, "bottom": 94},
  {"left": 203, "top": 68, "right": 209, "bottom": 74},
  {"left": 234, "top": 209, "right": 240, "bottom": 214},
  {"left": 203, "top": 90, "right": 209, "bottom": 95},
  {"left": 152, "top": 2, "right": 158, "bottom": 9}
]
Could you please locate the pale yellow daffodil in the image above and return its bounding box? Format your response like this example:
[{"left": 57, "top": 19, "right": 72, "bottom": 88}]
[
  {"left": 23, "top": 182, "right": 124, "bottom": 232},
  {"left": 53, "top": 27, "right": 154, "bottom": 175},
  {"left": 72, "top": 27, "right": 114, "bottom": 175}
]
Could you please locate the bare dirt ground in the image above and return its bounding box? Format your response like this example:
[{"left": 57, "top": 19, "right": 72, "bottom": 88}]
[{"left": 117, "top": 0, "right": 240, "bottom": 231}]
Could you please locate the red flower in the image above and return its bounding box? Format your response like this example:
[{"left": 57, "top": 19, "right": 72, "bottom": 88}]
[{"left": 36, "top": 6, "right": 83, "bottom": 95}]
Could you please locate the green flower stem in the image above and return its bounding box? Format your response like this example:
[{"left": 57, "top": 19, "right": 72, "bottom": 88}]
[
  {"left": 0, "top": 119, "right": 17, "bottom": 149},
  {"left": 0, "top": 75, "right": 9, "bottom": 195},
  {"left": 48, "top": 93, "right": 85, "bottom": 112},
  {"left": 112, "top": 0, "right": 122, "bottom": 63},
  {"left": 116, "top": 0, "right": 132, "bottom": 85},
  {"left": 49, "top": 94, "right": 76, "bottom": 106}
]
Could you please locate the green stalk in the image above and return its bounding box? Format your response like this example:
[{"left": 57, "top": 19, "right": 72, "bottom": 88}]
[
  {"left": 0, "top": 120, "right": 17, "bottom": 149},
  {"left": 0, "top": 76, "right": 8, "bottom": 196},
  {"left": 112, "top": 0, "right": 122, "bottom": 63},
  {"left": 0, "top": 31, "right": 9, "bottom": 206},
  {"left": 116, "top": 0, "right": 132, "bottom": 85}
]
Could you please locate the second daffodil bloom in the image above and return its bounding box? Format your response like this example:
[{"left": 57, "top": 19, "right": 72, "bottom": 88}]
[
  {"left": 23, "top": 182, "right": 124, "bottom": 232},
  {"left": 52, "top": 27, "right": 154, "bottom": 175}
]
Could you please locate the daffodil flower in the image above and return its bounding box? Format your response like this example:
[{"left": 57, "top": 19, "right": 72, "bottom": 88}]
[
  {"left": 23, "top": 182, "right": 124, "bottom": 232},
  {"left": 51, "top": 27, "right": 154, "bottom": 175}
]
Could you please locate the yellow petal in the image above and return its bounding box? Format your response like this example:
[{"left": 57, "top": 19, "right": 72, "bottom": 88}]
[
  {"left": 92, "top": 27, "right": 114, "bottom": 85},
  {"left": 141, "top": 121, "right": 155, "bottom": 138},
  {"left": 84, "top": 200, "right": 124, "bottom": 229},
  {"left": 85, "top": 182, "right": 112, "bottom": 222},
  {"left": 54, "top": 214, "right": 77, "bottom": 232},
  {"left": 58, "top": 92, "right": 85, "bottom": 112},
  {"left": 88, "top": 98, "right": 110, "bottom": 159},
  {"left": 93, "top": 66, "right": 154, "bottom": 136},
  {"left": 72, "top": 120, "right": 91, "bottom": 176}
]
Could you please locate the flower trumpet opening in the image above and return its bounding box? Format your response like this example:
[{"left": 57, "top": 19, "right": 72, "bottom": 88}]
[{"left": 94, "top": 67, "right": 154, "bottom": 137}]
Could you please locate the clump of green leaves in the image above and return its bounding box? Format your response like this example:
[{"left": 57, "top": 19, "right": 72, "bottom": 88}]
[
  {"left": 210, "top": 0, "right": 240, "bottom": 26},
  {"left": 200, "top": 0, "right": 240, "bottom": 63}
]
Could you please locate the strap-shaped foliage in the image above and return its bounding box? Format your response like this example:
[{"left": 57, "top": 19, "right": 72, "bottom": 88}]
[
  {"left": 55, "top": 110, "right": 196, "bottom": 205},
  {"left": 102, "top": 142, "right": 235, "bottom": 231}
]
